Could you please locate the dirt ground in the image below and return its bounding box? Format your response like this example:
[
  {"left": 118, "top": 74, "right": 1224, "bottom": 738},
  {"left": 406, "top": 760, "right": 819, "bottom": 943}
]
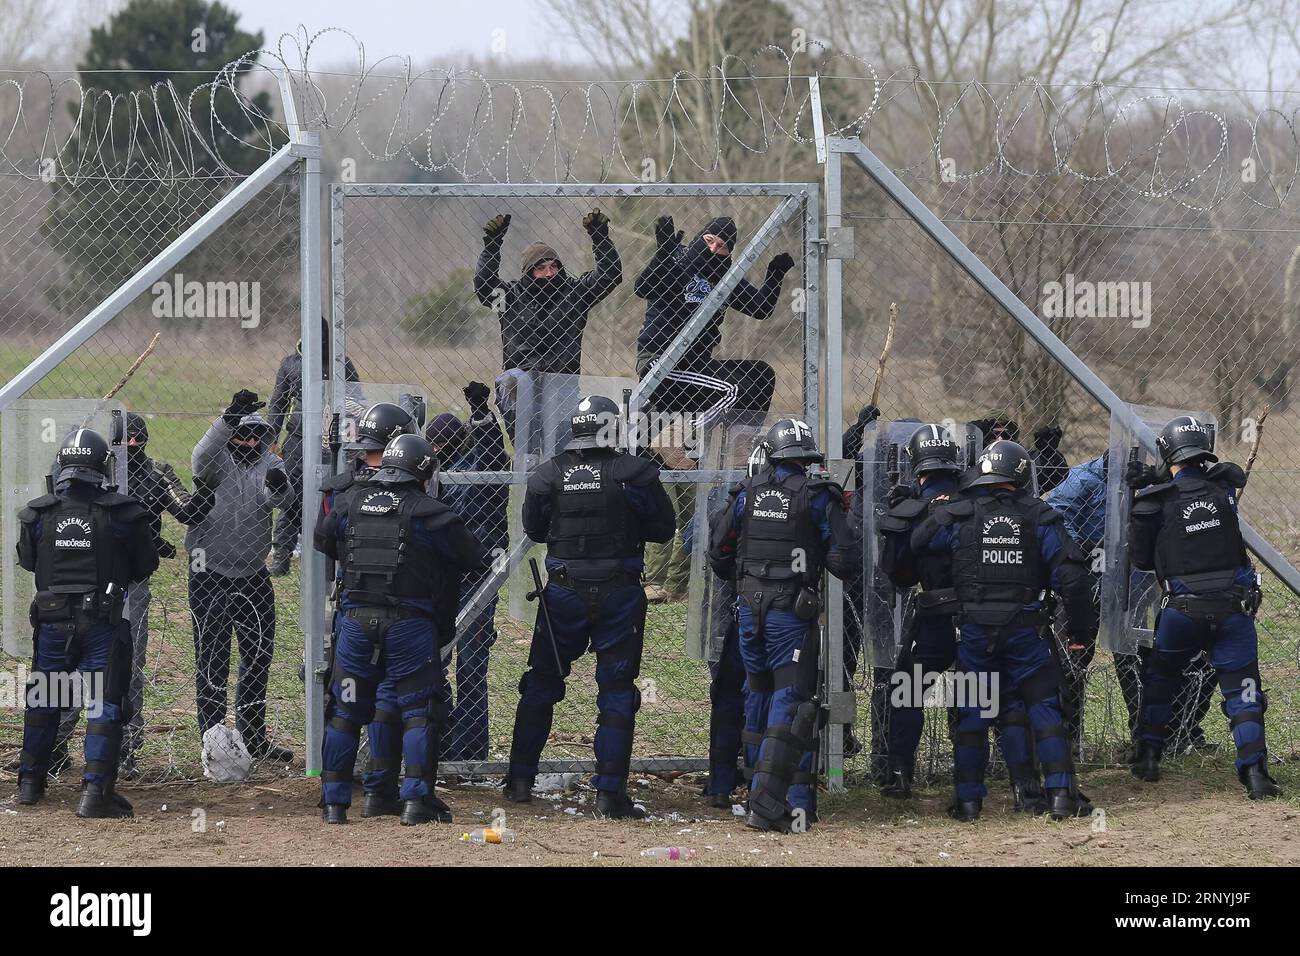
[{"left": 2, "top": 766, "right": 1298, "bottom": 867}]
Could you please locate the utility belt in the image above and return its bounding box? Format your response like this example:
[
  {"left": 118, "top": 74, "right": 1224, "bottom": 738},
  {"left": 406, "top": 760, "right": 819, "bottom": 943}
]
[
  {"left": 549, "top": 562, "right": 640, "bottom": 618},
  {"left": 915, "top": 587, "right": 960, "bottom": 618},
  {"left": 957, "top": 602, "right": 1050, "bottom": 646},
  {"left": 738, "top": 575, "right": 822, "bottom": 644},
  {"left": 30, "top": 587, "right": 126, "bottom": 666},
  {"left": 1162, "top": 585, "right": 1259, "bottom": 621},
  {"left": 344, "top": 601, "right": 436, "bottom": 662}
]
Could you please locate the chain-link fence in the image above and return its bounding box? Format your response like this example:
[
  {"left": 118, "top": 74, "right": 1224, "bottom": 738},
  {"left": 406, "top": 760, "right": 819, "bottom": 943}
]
[
  {"left": 328, "top": 182, "right": 819, "bottom": 774},
  {"left": 0, "top": 164, "right": 308, "bottom": 786},
  {"left": 833, "top": 134, "right": 1300, "bottom": 785},
  {"left": 4, "top": 48, "right": 1300, "bottom": 806}
]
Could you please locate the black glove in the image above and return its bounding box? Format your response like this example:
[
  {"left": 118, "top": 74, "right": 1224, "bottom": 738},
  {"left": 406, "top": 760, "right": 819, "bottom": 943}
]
[
  {"left": 265, "top": 468, "right": 288, "bottom": 494},
  {"left": 464, "top": 381, "right": 491, "bottom": 412},
  {"left": 1124, "top": 460, "right": 1158, "bottom": 490},
  {"left": 157, "top": 539, "right": 178, "bottom": 560},
  {"left": 483, "top": 213, "right": 511, "bottom": 245},
  {"left": 1033, "top": 424, "right": 1064, "bottom": 452},
  {"left": 858, "top": 405, "right": 881, "bottom": 427},
  {"left": 582, "top": 207, "right": 609, "bottom": 239},
  {"left": 887, "top": 483, "right": 913, "bottom": 507},
  {"left": 223, "top": 389, "right": 264, "bottom": 427},
  {"left": 766, "top": 252, "right": 795, "bottom": 282},
  {"left": 654, "top": 215, "right": 683, "bottom": 253}
]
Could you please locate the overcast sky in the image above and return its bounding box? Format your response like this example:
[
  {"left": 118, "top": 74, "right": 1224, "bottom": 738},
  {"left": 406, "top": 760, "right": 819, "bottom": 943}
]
[{"left": 222, "top": 0, "right": 595, "bottom": 66}]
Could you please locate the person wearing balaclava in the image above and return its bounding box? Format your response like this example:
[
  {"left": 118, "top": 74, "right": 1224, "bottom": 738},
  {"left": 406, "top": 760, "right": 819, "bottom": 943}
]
[
  {"left": 474, "top": 207, "right": 622, "bottom": 453},
  {"left": 267, "top": 317, "right": 361, "bottom": 576},
  {"left": 633, "top": 215, "right": 795, "bottom": 438},
  {"left": 423, "top": 382, "right": 510, "bottom": 761},
  {"left": 188, "top": 389, "right": 295, "bottom": 764}
]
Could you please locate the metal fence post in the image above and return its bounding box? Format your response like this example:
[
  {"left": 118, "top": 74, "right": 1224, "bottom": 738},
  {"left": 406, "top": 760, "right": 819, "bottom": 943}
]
[
  {"left": 298, "top": 131, "right": 326, "bottom": 775},
  {"left": 822, "top": 140, "right": 847, "bottom": 792}
]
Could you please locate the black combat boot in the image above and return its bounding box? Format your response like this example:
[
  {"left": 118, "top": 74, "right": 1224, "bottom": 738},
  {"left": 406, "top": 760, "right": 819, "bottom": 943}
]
[
  {"left": 707, "top": 791, "right": 734, "bottom": 809},
  {"left": 1011, "top": 777, "right": 1049, "bottom": 814},
  {"left": 322, "top": 804, "right": 348, "bottom": 824},
  {"left": 1240, "top": 763, "right": 1282, "bottom": 801},
  {"left": 76, "top": 781, "right": 134, "bottom": 819},
  {"left": 400, "top": 794, "right": 453, "bottom": 825},
  {"left": 1047, "top": 786, "right": 1094, "bottom": 820},
  {"left": 16, "top": 772, "right": 46, "bottom": 806},
  {"left": 947, "top": 798, "right": 982, "bottom": 823},
  {"left": 362, "top": 790, "right": 403, "bottom": 818},
  {"left": 595, "top": 790, "right": 647, "bottom": 820},
  {"left": 1130, "top": 740, "right": 1162, "bottom": 782},
  {"left": 880, "top": 755, "right": 914, "bottom": 799},
  {"left": 503, "top": 776, "right": 532, "bottom": 803}
]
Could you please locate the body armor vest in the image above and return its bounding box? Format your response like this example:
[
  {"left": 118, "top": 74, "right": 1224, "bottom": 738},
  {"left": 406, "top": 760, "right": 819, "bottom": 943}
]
[
  {"left": 29, "top": 492, "right": 131, "bottom": 632},
  {"left": 1147, "top": 474, "right": 1247, "bottom": 592},
  {"left": 342, "top": 483, "right": 442, "bottom": 606},
  {"left": 736, "top": 468, "right": 821, "bottom": 593},
  {"left": 547, "top": 451, "right": 636, "bottom": 561},
  {"left": 951, "top": 493, "right": 1042, "bottom": 626}
]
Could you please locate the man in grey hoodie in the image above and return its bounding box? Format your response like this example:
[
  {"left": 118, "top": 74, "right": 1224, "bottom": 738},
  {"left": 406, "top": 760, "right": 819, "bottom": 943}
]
[{"left": 187, "top": 389, "right": 294, "bottom": 762}]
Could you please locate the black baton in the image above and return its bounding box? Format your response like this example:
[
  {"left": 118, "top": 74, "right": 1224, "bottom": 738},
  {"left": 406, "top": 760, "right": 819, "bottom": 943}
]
[{"left": 526, "top": 558, "right": 564, "bottom": 674}]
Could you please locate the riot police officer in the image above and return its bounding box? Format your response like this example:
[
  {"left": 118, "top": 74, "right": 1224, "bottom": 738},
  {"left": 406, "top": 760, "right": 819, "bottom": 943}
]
[
  {"left": 1127, "top": 416, "right": 1281, "bottom": 799},
  {"left": 15, "top": 429, "right": 159, "bottom": 817},
  {"left": 504, "top": 395, "right": 675, "bottom": 818},
  {"left": 911, "top": 440, "right": 1096, "bottom": 821},
  {"left": 314, "top": 433, "right": 487, "bottom": 825},
  {"left": 874, "top": 425, "right": 1045, "bottom": 812},
  {"left": 313, "top": 401, "right": 426, "bottom": 819},
  {"left": 708, "top": 419, "right": 857, "bottom": 833}
]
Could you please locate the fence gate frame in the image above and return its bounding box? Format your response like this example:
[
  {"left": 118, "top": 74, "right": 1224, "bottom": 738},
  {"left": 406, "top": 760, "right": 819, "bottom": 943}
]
[
  {"left": 321, "top": 180, "right": 824, "bottom": 777},
  {"left": 816, "top": 131, "right": 1300, "bottom": 787}
]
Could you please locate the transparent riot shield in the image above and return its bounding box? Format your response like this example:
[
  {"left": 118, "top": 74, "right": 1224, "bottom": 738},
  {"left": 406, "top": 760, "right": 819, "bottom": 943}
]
[
  {"left": 683, "top": 419, "right": 765, "bottom": 662},
  {"left": 859, "top": 420, "right": 925, "bottom": 668},
  {"left": 504, "top": 373, "right": 638, "bottom": 625},
  {"left": 1, "top": 399, "right": 128, "bottom": 654},
  {"left": 1101, "top": 404, "right": 1216, "bottom": 653}
]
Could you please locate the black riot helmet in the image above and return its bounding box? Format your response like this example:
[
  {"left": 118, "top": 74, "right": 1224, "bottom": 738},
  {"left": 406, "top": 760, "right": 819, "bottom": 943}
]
[
  {"left": 907, "top": 423, "right": 962, "bottom": 474},
  {"left": 965, "top": 439, "right": 1033, "bottom": 489},
  {"left": 56, "top": 428, "right": 114, "bottom": 487},
  {"left": 372, "top": 433, "right": 437, "bottom": 485},
  {"left": 356, "top": 402, "right": 415, "bottom": 451},
  {"left": 766, "top": 418, "right": 823, "bottom": 463},
  {"left": 567, "top": 395, "right": 621, "bottom": 451},
  {"left": 1156, "top": 415, "right": 1217, "bottom": 466}
]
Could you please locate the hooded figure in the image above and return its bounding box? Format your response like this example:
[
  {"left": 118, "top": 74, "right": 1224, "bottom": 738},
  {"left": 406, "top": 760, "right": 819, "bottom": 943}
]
[
  {"left": 474, "top": 211, "right": 622, "bottom": 377},
  {"left": 633, "top": 215, "right": 794, "bottom": 431},
  {"left": 186, "top": 392, "right": 295, "bottom": 763}
]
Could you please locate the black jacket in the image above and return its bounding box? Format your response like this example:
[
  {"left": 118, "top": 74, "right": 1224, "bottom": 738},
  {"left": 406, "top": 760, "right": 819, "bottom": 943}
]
[
  {"left": 474, "top": 235, "right": 621, "bottom": 375},
  {"left": 634, "top": 225, "right": 784, "bottom": 373},
  {"left": 269, "top": 350, "right": 360, "bottom": 442}
]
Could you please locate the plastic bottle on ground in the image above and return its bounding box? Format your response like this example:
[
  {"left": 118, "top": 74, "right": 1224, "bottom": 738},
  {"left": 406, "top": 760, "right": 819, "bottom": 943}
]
[{"left": 640, "top": 847, "right": 696, "bottom": 860}]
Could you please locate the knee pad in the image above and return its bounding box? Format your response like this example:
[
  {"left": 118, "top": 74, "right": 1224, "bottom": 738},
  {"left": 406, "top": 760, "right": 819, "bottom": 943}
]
[
  {"left": 746, "top": 670, "right": 774, "bottom": 694},
  {"left": 1019, "top": 661, "right": 1062, "bottom": 707},
  {"left": 1217, "top": 664, "right": 1263, "bottom": 704},
  {"left": 396, "top": 664, "right": 439, "bottom": 720},
  {"left": 595, "top": 639, "right": 642, "bottom": 686},
  {"left": 519, "top": 668, "right": 566, "bottom": 705}
]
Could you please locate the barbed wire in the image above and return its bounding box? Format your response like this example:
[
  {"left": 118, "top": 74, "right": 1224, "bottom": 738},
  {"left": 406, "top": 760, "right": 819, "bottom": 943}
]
[{"left": 3, "top": 26, "right": 1300, "bottom": 212}]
